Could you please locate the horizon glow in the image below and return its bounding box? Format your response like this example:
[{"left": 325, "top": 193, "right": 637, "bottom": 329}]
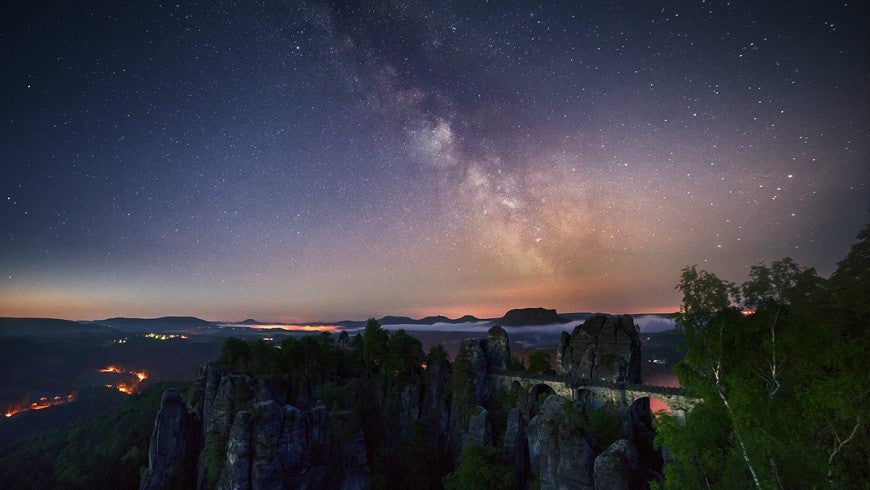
[{"left": 1, "top": 2, "right": 867, "bottom": 322}]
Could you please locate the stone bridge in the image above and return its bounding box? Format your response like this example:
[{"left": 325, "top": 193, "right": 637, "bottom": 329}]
[{"left": 489, "top": 370, "right": 701, "bottom": 424}]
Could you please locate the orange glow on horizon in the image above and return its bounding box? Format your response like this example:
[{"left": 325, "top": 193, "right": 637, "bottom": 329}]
[{"left": 243, "top": 324, "right": 341, "bottom": 332}]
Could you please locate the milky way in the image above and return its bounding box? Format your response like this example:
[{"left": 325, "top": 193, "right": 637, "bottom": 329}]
[{"left": 1, "top": 1, "right": 867, "bottom": 321}]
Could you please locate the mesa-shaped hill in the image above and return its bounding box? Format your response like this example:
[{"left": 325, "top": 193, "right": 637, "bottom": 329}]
[{"left": 498, "top": 307, "right": 570, "bottom": 326}]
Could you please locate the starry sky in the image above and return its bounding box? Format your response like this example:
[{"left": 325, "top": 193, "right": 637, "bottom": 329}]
[{"left": 1, "top": 1, "right": 868, "bottom": 322}]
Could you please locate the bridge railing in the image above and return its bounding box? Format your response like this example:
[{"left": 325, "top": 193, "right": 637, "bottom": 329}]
[{"left": 488, "top": 369, "right": 685, "bottom": 396}]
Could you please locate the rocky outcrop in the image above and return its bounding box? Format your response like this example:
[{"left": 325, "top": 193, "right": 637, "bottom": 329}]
[
  {"left": 486, "top": 325, "right": 511, "bottom": 370},
  {"left": 462, "top": 339, "right": 491, "bottom": 405},
  {"left": 217, "top": 411, "right": 252, "bottom": 490},
  {"left": 527, "top": 395, "right": 601, "bottom": 490},
  {"left": 251, "top": 401, "right": 283, "bottom": 489},
  {"left": 593, "top": 439, "right": 642, "bottom": 490},
  {"left": 556, "top": 314, "right": 642, "bottom": 384},
  {"left": 503, "top": 408, "right": 528, "bottom": 486},
  {"left": 140, "top": 389, "right": 197, "bottom": 490},
  {"left": 466, "top": 406, "right": 492, "bottom": 446},
  {"left": 143, "top": 363, "right": 373, "bottom": 490},
  {"left": 499, "top": 307, "right": 569, "bottom": 326}
]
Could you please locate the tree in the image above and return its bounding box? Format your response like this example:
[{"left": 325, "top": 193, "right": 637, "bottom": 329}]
[
  {"left": 658, "top": 237, "right": 869, "bottom": 489},
  {"left": 527, "top": 350, "right": 554, "bottom": 374},
  {"left": 450, "top": 344, "right": 476, "bottom": 429},
  {"left": 442, "top": 443, "right": 514, "bottom": 490},
  {"left": 385, "top": 329, "right": 425, "bottom": 383},
  {"left": 362, "top": 318, "right": 389, "bottom": 373},
  {"left": 218, "top": 337, "right": 252, "bottom": 371}
]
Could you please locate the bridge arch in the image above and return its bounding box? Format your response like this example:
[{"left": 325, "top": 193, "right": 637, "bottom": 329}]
[
  {"left": 630, "top": 396, "right": 673, "bottom": 418},
  {"left": 529, "top": 384, "right": 556, "bottom": 416}
]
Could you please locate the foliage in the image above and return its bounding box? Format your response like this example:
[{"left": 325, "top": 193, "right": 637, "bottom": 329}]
[
  {"left": 217, "top": 337, "right": 252, "bottom": 372},
  {"left": 562, "top": 399, "right": 623, "bottom": 450},
  {"left": 527, "top": 350, "right": 555, "bottom": 374},
  {"left": 363, "top": 318, "right": 389, "bottom": 373},
  {"left": 659, "top": 228, "right": 870, "bottom": 489},
  {"left": 0, "top": 382, "right": 189, "bottom": 490},
  {"left": 427, "top": 343, "right": 450, "bottom": 366},
  {"left": 509, "top": 355, "right": 525, "bottom": 371},
  {"left": 488, "top": 385, "right": 521, "bottom": 447},
  {"left": 442, "top": 443, "right": 514, "bottom": 490},
  {"left": 200, "top": 434, "right": 226, "bottom": 488},
  {"left": 385, "top": 329, "right": 425, "bottom": 383},
  {"left": 450, "top": 344, "right": 476, "bottom": 429}
]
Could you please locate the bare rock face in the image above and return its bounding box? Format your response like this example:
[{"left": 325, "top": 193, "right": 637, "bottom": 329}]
[
  {"left": 422, "top": 354, "right": 451, "bottom": 432},
  {"left": 462, "top": 339, "right": 490, "bottom": 405},
  {"left": 556, "top": 314, "right": 642, "bottom": 384},
  {"left": 486, "top": 325, "right": 511, "bottom": 371},
  {"left": 251, "top": 401, "right": 283, "bottom": 490},
  {"left": 217, "top": 411, "right": 253, "bottom": 490},
  {"left": 140, "top": 389, "right": 197, "bottom": 490},
  {"left": 467, "top": 406, "right": 493, "bottom": 446},
  {"left": 150, "top": 363, "right": 371, "bottom": 490},
  {"left": 503, "top": 408, "right": 528, "bottom": 486},
  {"left": 527, "top": 395, "right": 601, "bottom": 490},
  {"left": 593, "top": 439, "right": 642, "bottom": 490}
]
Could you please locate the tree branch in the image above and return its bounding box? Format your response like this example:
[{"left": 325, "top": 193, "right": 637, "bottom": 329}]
[{"left": 827, "top": 416, "right": 862, "bottom": 482}]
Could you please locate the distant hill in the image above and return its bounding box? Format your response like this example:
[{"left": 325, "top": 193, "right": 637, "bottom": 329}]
[
  {"left": 0, "top": 318, "right": 120, "bottom": 338},
  {"left": 498, "top": 307, "right": 570, "bottom": 326},
  {"left": 378, "top": 315, "right": 483, "bottom": 325},
  {"left": 235, "top": 319, "right": 269, "bottom": 325},
  {"left": 99, "top": 316, "right": 215, "bottom": 333}
]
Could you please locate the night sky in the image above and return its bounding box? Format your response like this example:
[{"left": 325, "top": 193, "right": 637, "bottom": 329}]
[{"left": 1, "top": 1, "right": 868, "bottom": 322}]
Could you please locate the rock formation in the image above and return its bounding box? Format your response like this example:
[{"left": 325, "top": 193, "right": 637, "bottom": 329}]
[
  {"left": 503, "top": 407, "right": 528, "bottom": 486},
  {"left": 140, "top": 389, "right": 197, "bottom": 490},
  {"left": 556, "top": 314, "right": 642, "bottom": 384},
  {"left": 466, "top": 406, "right": 492, "bottom": 446},
  {"left": 145, "top": 364, "right": 371, "bottom": 490},
  {"left": 485, "top": 325, "right": 511, "bottom": 371},
  {"left": 462, "top": 339, "right": 491, "bottom": 405},
  {"left": 143, "top": 321, "right": 665, "bottom": 490},
  {"left": 593, "top": 439, "right": 642, "bottom": 490},
  {"left": 527, "top": 395, "right": 602, "bottom": 490}
]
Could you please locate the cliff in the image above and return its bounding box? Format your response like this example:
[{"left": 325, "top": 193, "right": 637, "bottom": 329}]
[
  {"left": 140, "top": 365, "right": 372, "bottom": 490},
  {"left": 142, "top": 321, "right": 662, "bottom": 489},
  {"left": 555, "top": 314, "right": 642, "bottom": 384}
]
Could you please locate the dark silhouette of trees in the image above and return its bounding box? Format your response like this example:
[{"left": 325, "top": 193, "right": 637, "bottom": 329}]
[{"left": 658, "top": 226, "right": 869, "bottom": 488}]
